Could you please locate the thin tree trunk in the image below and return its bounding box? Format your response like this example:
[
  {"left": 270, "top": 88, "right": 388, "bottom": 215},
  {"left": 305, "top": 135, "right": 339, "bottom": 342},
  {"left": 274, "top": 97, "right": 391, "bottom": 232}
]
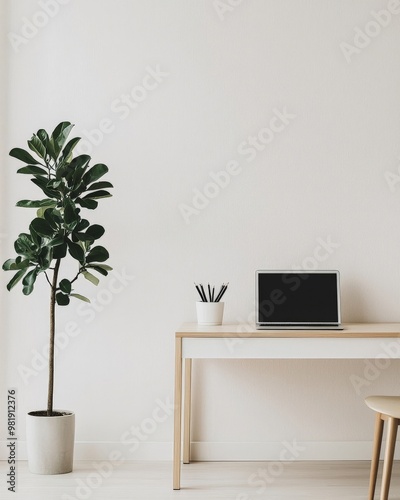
[{"left": 47, "top": 258, "right": 61, "bottom": 416}]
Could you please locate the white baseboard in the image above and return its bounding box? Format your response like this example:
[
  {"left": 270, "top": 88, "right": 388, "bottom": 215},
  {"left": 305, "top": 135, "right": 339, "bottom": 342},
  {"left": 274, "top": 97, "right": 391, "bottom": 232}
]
[
  {"left": 189, "top": 441, "right": 379, "bottom": 461},
  {"left": 0, "top": 440, "right": 396, "bottom": 462}
]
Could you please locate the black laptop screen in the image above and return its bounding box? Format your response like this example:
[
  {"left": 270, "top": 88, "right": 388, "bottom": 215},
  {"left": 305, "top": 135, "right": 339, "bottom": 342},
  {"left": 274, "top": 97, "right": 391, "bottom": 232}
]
[{"left": 257, "top": 272, "right": 339, "bottom": 324}]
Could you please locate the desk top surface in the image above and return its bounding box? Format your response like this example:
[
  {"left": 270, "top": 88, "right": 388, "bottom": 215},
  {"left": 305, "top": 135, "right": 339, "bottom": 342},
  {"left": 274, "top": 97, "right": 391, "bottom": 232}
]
[{"left": 176, "top": 323, "right": 400, "bottom": 338}]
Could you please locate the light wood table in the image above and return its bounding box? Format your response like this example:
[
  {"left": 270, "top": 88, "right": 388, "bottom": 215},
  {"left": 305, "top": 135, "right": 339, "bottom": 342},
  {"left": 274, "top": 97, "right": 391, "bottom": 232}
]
[{"left": 173, "top": 322, "right": 400, "bottom": 490}]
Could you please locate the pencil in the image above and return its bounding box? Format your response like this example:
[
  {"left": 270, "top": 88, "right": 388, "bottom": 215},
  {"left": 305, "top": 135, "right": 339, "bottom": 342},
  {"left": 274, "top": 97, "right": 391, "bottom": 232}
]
[
  {"left": 215, "top": 284, "right": 225, "bottom": 302},
  {"left": 195, "top": 283, "right": 206, "bottom": 302},
  {"left": 217, "top": 283, "right": 228, "bottom": 302},
  {"left": 200, "top": 283, "right": 207, "bottom": 302}
]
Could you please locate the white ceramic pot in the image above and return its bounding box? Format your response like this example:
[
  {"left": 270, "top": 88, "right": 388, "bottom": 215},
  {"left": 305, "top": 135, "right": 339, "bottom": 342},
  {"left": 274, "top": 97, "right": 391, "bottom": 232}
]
[
  {"left": 26, "top": 410, "right": 75, "bottom": 474},
  {"left": 196, "top": 301, "right": 224, "bottom": 325}
]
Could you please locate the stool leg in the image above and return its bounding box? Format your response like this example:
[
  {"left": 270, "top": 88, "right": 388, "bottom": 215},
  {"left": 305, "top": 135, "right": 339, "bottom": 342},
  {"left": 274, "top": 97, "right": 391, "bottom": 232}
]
[
  {"left": 369, "top": 413, "right": 384, "bottom": 500},
  {"left": 380, "top": 417, "right": 398, "bottom": 500}
]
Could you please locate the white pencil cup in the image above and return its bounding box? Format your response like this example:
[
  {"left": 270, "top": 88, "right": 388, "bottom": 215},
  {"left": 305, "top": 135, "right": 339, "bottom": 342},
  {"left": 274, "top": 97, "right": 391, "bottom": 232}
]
[{"left": 196, "top": 301, "right": 224, "bottom": 326}]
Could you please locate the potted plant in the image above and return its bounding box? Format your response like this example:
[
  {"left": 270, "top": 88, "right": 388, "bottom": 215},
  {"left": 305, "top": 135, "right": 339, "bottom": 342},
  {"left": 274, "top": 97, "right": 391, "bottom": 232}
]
[{"left": 2, "top": 122, "right": 113, "bottom": 474}]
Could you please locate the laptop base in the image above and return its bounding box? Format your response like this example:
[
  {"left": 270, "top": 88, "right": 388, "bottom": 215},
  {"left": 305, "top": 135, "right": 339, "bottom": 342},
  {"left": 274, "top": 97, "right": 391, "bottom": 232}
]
[{"left": 256, "top": 324, "right": 344, "bottom": 330}]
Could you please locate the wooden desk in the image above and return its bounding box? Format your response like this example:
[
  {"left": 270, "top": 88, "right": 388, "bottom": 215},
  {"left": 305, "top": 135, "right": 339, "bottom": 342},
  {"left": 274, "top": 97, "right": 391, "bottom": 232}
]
[{"left": 173, "top": 323, "right": 400, "bottom": 490}]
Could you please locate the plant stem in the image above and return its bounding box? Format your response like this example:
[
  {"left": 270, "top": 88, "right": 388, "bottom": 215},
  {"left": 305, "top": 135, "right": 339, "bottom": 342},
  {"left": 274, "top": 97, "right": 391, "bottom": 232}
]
[
  {"left": 44, "top": 271, "right": 52, "bottom": 288},
  {"left": 47, "top": 258, "right": 61, "bottom": 416},
  {"left": 70, "top": 268, "right": 84, "bottom": 286}
]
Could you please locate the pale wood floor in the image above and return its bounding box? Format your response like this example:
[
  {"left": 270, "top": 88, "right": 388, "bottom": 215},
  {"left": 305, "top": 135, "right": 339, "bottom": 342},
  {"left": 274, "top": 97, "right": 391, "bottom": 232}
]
[{"left": 1, "top": 460, "right": 400, "bottom": 499}]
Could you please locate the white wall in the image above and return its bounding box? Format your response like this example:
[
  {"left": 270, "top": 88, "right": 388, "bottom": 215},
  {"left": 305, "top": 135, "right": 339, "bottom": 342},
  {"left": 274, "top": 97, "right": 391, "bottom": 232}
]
[
  {"left": 0, "top": 0, "right": 9, "bottom": 458},
  {"left": 2, "top": 0, "right": 400, "bottom": 461}
]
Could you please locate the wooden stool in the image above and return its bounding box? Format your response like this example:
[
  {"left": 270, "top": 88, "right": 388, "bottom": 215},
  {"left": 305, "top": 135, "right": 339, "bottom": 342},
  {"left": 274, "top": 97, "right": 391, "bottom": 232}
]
[{"left": 365, "top": 396, "right": 400, "bottom": 500}]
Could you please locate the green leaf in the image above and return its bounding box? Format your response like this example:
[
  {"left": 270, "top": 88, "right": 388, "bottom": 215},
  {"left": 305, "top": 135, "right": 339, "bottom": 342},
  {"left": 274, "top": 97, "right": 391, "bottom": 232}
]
[
  {"left": 14, "top": 233, "right": 35, "bottom": 257},
  {"left": 70, "top": 293, "right": 91, "bottom": 303},
  {"left": 28, "top": 135, "right": 47, "bottom": 160},
  {"left": 86, "top": 181, "right": 113, "bottom": 190},
  {"left": 76, "top": 219, "right": 90, "bottom": 231},
  {"left": 47, "top": 235, "right": 65, "bottom": 247},
  {"left": 63, "top": 154, "right": 91, "bottom": 189},
  {"left": 52, "top": 122, "right": 72, "bottom": 141},
  {"left": 83, "top": 163, "right": 108, "bottom": 185},
  {"left": 85, "top": 224, "right": 105, "bottom": 240},
  {"left": 37, "top": 129, "right": 49, "bottom": 146},
  {"left": 87, "top": 265, "right": 108, "bottom": 276},
  {"left": 59, "top": 279, "right": 72, "bottom": 294},
  {"left": 76, "top": 198, "right": 98, "bottom": 210},
  {"left": 72, "top": 158, "right": 91, "bottom": 187},
  {"left": 17, "top": 199, "right": 56, "bottom": 208},
  {"left": 67, "top": 239, "right": 85, "bottom": 262},
  {"left": 6, "top": 268, "right": 28, "bottom": 291},
  {"left": 22, "top": 268, "right": 38, "bottom": 295},
  {"left": 38, "top": 247, "right": 52, "bottom": 270},
  {"left": 37, "top": 205, "right": 59, "bottom": 218},
  {"left": 83, "top": 271, "right": 99, "bottom": 286},
  {"left": 56, "top": 292, "right": 70, "bottom": 306},
  {"left": 10, "top": 147, "right": 41, "bottom": 165},
  {"left": 82, "top": 190, "right": 112, "bottom": 200},
  {"left": 75, "top": 232, "right": 95, "bottom": 242},
  {"left": 55, "top": 163, "right": 68, "bottom": 180},
  {"left": 36, "top": 207, "right": 46, "bottom": 218},
  {"left": 92, "top": 263, "right": 113, "bottom": 271},
  {"left": 46, "top": 139, "right": 57, "bottom": 161},
  {"left": 3, "top": 257, "right": 30, "bottom": 271},
  {"left": 86, "top": 246, "right": 109, "bottom": 263},
  {"left": 31, "top": 177, "right": 59, "bottom": 199},
  {"left": 43, "top": 208, "right": 60, "bottom": 229},
  {"left": 64, "top": 199, "right": 79, "bottom": 227},
  {"left": 17, "top": 165, "right": 48, "bottom": 176},
  {"left": 50, "top": 122, "right": 74, "bottom": 159},
  {"left": 30, "top": 218, "right": 55, "bottom": 237},
  {"left": 68, "top": 154, "right": 91, "bottom": 171},
  {"left": 60, "top": 137, "right": 81, "bottom": 161},
  {"left": 3, "top": 258, "right": 16, "bottom": 271},
  {"left": 53, "top": 243, "right": 67, "bottom": 259},
  {"left": 51, "top": 180, "right": 63, "bottom": 189},
  {"left": 29, "top": 223, "right": 42, "bottom": 247}
]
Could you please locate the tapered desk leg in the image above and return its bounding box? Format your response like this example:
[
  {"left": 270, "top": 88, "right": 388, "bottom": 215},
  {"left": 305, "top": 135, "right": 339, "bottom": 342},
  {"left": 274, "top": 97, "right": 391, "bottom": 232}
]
[
  {"left": 173, "top": 337, "right": 183, "bottom": 490},
  {"left": 183, "top": 358, "right": 192, "bottom": 464}
]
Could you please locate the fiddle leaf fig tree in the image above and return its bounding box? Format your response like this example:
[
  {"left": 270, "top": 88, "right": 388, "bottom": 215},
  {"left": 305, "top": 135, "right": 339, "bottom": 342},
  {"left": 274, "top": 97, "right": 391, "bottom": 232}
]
[{"left": 2, "top": 122, "right": 113, "bottom": 416}]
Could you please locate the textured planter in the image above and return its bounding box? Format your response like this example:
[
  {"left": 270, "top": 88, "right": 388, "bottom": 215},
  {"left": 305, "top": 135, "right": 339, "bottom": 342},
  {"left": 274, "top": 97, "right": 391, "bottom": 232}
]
[{"left": 26, "top": 410, "right": 75, "bottom": 474}]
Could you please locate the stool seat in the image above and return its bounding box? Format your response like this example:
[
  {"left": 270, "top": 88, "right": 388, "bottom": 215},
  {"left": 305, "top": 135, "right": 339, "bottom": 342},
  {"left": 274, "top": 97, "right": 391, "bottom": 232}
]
[
  {"left": 365, "top": 395, "right": 400, "bottom": 500},
  {"left": 366, "top": 396, "right": 400, "bottom": 419}
]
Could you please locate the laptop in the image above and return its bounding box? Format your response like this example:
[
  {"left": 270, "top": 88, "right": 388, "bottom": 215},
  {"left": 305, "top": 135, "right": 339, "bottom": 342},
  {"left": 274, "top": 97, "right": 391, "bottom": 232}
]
[{"left": 256, "top": 270, "right": 342, "bottom": 330}]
